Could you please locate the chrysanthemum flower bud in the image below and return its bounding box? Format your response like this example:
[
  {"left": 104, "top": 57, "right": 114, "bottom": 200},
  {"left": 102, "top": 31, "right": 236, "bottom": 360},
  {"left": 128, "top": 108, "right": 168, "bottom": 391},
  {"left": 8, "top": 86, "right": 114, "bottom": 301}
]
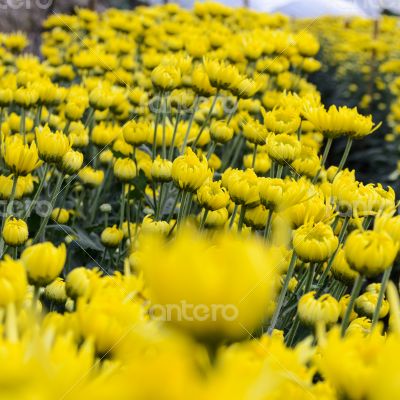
[
  {"left": 172, "top": 148, "right": 209, "bottom": 192},
  {"left": 113, "top": 157, "right": 137, "bottom": 182},
  {"left": 60, "top": 149, "right": 84, "bottom": 174},
  {"left": 267, "top": 133, "right": 301, "bottom": 165},
  {"left": 197, "top": 180, "right": 229, "bottom": 211},
  {"left": 4, "top": 137, "right": 41, "bottom": 176},
  {"left": 331, "top": 246, "right": 359, "bottom": 285},
  {"left": 355, "top": 291, "right": 389, "bottom": 319},
  {"left": 101, "top": 225, "right": 124, "bottom": 248},
  {"left": 141, "top": 215, "right": 171, "bottom": 236},
  {"left": 151, "top": 65, "right": 181, "bottom": 91},
  {"left": 199, "top": 208, "right": 229, "bottom": 228},
  {"left": 51, "top": 208, "right": 70, "bottom": 224},
  {"left": 293, "top": 222, "right": 338, "bottom": 263},
  {"left": 2, "top": 216, "right": 29, "bottom": 246},
  {"left": 35, "top": 125, "right": 70, "bottom": 164},
  {"left": 100, "top": 203, "right": 112, "bottom": 213},
  {"left": 66, "top": 267, "right": 100, "bottom": 300},
  {"left": 298, "top": 291, "right": 340, "bottom": 327},
  {"left": 346, "top": 317, "right": 372, "bottom": 336},
  {"left": 123, "top": 120, "right": 151, "bottom": 146},
  {"left": 78, "top": 166, "right": 104, "bottom": 188},
  {"left": 210, "top": 120, "right": 234, "bottom": 144},
  {"left": 151, "top": 156, "right": 173, "bottom": 183},
  {"left": 344, "top": 230, "right": 398, "bottom": 277},
  {"left": 44, "top": 277, "right": 67, "bottom": 305},
  {"left": 21, "top": 242, "right": 66, "bottom": 287}
]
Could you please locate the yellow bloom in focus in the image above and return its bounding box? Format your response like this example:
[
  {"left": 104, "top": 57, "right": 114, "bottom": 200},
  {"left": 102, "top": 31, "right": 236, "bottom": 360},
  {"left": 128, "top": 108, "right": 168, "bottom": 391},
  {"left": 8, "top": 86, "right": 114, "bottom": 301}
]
[
  {"left": 203, "top": 58, "right": 240, "bottom": 90},
  {"left": 172, "top": 147, "right": 209, "bottom": 192},
  {"left": 293, "top": 221, "right": 338, "bottom": 263},
  {"left": 151, "top": 64, "right": 181, "bottom": 91},
  {"left": 266, "top": 133, "right": 301, "bottom": 164},
  {"left": 138, "top": 228, "right": 280, "bottom": 342},
  {"left": 0, "top": 256, "right": 27, "bottom": 306},
  {"left": 151, "top": 156, "right": 173, "bottom": 183},
  {"left": 44, "top": 277, "right": 67, "bottom": 305},
  {"left": 60, "top": 149, "right": 84, "bottom": 175},
  {"left": 21, "top": 242, "right": 66, "bottom": 286},
  {"left": 3, "top": 137, "right": 41, "bottom": 176},
  {"left": 35, "top": 125, "right": 70, "bottom": 163},
  {"left": 199, "top": 208, "right": 229, "bottom": 229},
  {"left": 197, "top": 180, "right": 229, "bottom": 211},
  {"left": 2, "top": 216, "right": 29, "bottom": 246},
  {"left": 355, "top": 291, "right": 389, "bottom": 319},
  {"left": 346, "top": 317, "right": 372, "bottom": 337},
  {"left": 101, "top": 225, "right": 124, "bottom": 248},
  {"left": 226, "top": 168, "right": 260, "bottom": 207},
  {"left": 344, "top": 230, "right": 398, "bottom": 277},
  {"left": 114, "top": 157, "right": 137, "bottom": 182},
  {"left": 141, "top": 215, "right": 171, "bottom": 236},
  {"left": 298, "top": 291, "right": 340, "bottom": 327}
]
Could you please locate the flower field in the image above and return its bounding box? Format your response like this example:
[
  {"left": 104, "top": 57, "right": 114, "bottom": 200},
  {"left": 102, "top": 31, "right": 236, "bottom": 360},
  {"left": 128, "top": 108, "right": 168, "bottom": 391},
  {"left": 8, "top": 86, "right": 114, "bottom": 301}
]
[{"left": 1, "top": 2, "right": 400, "bottom": 399}]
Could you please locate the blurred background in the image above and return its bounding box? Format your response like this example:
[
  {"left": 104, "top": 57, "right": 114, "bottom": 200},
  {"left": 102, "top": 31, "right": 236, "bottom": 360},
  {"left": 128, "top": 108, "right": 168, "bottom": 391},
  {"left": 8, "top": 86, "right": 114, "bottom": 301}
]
[{"left": 1, "top": 0, "right": 399, "bottom": 37}]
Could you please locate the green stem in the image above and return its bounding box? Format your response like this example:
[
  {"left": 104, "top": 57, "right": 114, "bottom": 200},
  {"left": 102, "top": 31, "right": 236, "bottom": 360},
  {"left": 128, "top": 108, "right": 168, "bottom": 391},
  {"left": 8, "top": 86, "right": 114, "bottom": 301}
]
[
  {"left": 206, "top": 141, "right": 216, "bottom": 160},
  {"left": 33, "top": 172, "right": 64, "bottom": 243},
  {"left": 276, "top": 164, "right": 284, "bottom": 179},
  {"left": 371, "top": 266, "right": 392, "bottom": 328},
  {"left": 263, "top": 210, "right": 273, "bottom": 241},
  {"left": 169, "top": 110, "right": 181, "bottom": 160},
  {"left": 24, "top": 164, "right": 49, "bottom": 219},
  {"left": 340, "top": 275, "right": 364, "bottom": 336},
  {"left": 268, "top": 252, "right": 297, "bottom": 334},
  {"left": 229, "top": 204, "right": 238, "bottom": 229},
  {"left": 199, "top": 209, "right": 209, "bottom": 230},
  {"left": 251, "top": 144, "right": 258, "bottom": 169},
  {"left": 152, "top": 92, "right": 163, "bottom": 160},
  {"left": 312, "top": 137, "right": 332, "bottom": 184},
  {"left": 119, "top": 183, "right": 126, "bottom": 228},
  {"left": 191, "top": 91, "right": 219, "bottom": 149},
  {"left": 318, "top": 216, "right": 350, "bottom": 290},
  {"left": 181, "top": 95, "right": 199, "bottom": 153},
  {"left": 335, "top": 137, "right": 353, "bottom": 178},
  {"left": 237, "top": 205, "right": 246, "bottom": 232}
]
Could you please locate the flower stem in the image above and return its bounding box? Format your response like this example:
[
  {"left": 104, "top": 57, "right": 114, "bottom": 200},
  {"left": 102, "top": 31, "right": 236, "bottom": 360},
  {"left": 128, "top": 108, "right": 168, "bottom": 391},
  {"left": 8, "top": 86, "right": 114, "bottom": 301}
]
[
  {"left": 371, "top": 266, "right": 392, "bottom": 329},
  {"left": 341, "top": 274, "right": 364, "bottom": 336},
  {"left": 33, "top": 172, "right": 64, "bottom": 243},
  {"left": 237, "top": 205, "right": 246, "bottom": 232},
  {"left": 335, "top": 136, "right": 353, "bottom": 177},
  {"left": 312, "top": 137, "right": 332, "bottom": 184},
  {"left": 268, "top": 252, "right": 297, "bottom": 334}
]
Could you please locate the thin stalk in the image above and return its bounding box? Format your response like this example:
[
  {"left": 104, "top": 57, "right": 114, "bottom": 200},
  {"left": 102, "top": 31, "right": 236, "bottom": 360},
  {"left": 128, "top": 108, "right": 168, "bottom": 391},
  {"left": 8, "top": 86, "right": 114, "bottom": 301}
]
[
  {"left": 33, "top": 172, "right": 64, "bottom": 243},
  {"left": 251, "top": 144, "right": 258, "bottom": 169},
  {"left": 119, "top": 183, "right": 126, "bottom": 228},
  {"left": 24, "top": 164, "right": 49, "bottom": 219},
  {"left": 191, "top": 91, "right": 220, "bottom": 149},
  {"left": 206, "top": 141, "right": 216, "bottom": 160},
  {"left": 229, "top": 204, "right": 238, "bottom": 229},
  {"left": 168, "top": 110, "right": 181, "bottom": 160},
  {"left": 318, "top": 215, "right": 350, "bottom": 290},
  {"left": 312, "top": 137, "right": 332, "bottom": 184},
  {"left": 268, "top": 252, "right": 297, "bottom": 334},
  {"left": 276, "top": 164, "right": 284, "bottom": 179},
  {"left": 335, "top": 137, "right": 353, "bottom": 177},
  {"left": 237, "top": 205, "right": 246, "bottom": 232},
  {"left": 371, "top": 266, "right": 392, "bottom": 328},
  {"left": 263, "top": 209, "right": 273, "bottom": 241},
  {"left": 152, "top": 92, "right": 163, "bottom": 160},
  {"left": 340, "top": 275, "right": 364, "bottom": 336},
  {"left": 181, "top": 95, "right": 199, "bottom": 153},
  {"left": 199, "top": 209, "right": 209, "bottom": 230}
]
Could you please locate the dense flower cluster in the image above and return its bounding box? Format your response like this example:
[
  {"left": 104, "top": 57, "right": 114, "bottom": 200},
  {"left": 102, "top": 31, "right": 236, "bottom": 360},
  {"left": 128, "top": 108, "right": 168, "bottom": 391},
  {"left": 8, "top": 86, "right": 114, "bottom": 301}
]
[{"left": 0, "top": 3, "right": 399, "bottom": 399}]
